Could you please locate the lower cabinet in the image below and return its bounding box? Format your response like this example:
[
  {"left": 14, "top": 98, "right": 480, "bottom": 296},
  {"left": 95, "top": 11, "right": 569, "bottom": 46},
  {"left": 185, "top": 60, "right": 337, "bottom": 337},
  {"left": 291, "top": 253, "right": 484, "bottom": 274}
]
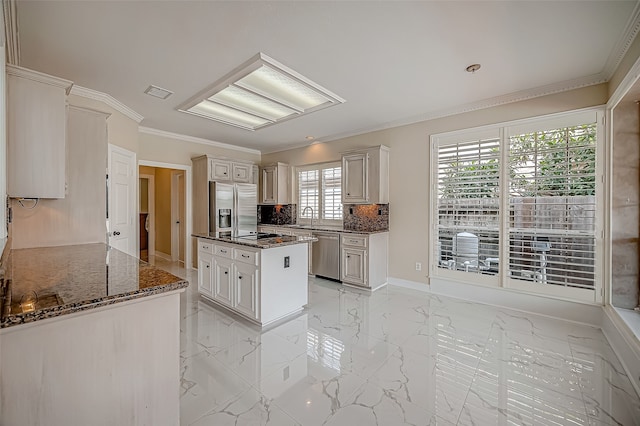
[
  {"left": 234, "top": 261, "right": 258, "bottom": 319},
  {"left": 198, "top": 240, "right": 260, "bottom": 321},
  {"left": 342, "top": 247, "right": 366, "bottom": 286},
  {"left": 197, "top": 238, "right": 308, "bottom": 326},
  {"left": 213, "top": 257, "right": 233, "bottom": 307},
  {"left": 198, "top": 243, "right": 214, "bottom": 297},
  {"left": 341, "top": 232, "right": 389, "bottom": 290}
]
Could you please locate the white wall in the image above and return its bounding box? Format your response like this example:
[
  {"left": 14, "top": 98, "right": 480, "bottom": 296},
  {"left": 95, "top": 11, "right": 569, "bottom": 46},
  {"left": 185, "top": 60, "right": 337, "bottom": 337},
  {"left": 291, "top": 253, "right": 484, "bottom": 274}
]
[{"left": 262, "top": 84, "right": 609, "bottom": 285}]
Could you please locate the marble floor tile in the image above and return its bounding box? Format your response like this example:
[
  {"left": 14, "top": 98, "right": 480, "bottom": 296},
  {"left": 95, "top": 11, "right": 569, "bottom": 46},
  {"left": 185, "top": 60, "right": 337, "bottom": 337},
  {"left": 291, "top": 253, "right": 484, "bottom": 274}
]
[
  {"left": 157, "top": 260, "right": 640, "bottom": 426},
  {"left": 190, "top": 388, "right": 300, "bottom": 426}
]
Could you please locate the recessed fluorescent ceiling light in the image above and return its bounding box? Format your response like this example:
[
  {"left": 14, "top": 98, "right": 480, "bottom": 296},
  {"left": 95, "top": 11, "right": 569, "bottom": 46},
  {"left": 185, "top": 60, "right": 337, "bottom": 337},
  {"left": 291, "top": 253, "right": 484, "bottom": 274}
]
[
  {"left": 178, "top": 53, "right": 345, "bottom": 131},
  {"left": 144, "top": 85, "right": 173, "bottom": 99}
]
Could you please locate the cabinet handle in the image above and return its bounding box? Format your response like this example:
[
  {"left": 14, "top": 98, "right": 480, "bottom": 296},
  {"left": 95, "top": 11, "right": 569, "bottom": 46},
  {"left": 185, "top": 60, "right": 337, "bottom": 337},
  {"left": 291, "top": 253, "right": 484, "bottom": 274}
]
[
  {"left": 350, "top": 240, "right": 358, "bottom": 243},
  {"left": 238, "top": 276, "right": 242, "bottom": 280},
  {"left": 206, "top": 265, "right": 209, "bottom": 269},
  {"left": 347, "top": 193, "right": 350, "bottom": 196},
  {"left": 224, "top": 271, "right": 228, "bottom": 275},
  {"left": 347, "top": 255, "right": 351, "bottom": 258},
  {"left": 241, "top": 254, "right": 250, "bottom": 258},
  {"left": 220, "top": 249, "right": 227, "bottom": 253}
]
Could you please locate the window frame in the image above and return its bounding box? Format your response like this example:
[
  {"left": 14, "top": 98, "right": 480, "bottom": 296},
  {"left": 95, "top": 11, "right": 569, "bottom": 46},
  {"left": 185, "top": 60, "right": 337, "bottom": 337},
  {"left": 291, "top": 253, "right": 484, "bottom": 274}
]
[
  {"left": 296, "top": 161, "right": 343, "bottom": 226},
  {"left": 429, "top": 108, "right": 605, "bottom": 304}
]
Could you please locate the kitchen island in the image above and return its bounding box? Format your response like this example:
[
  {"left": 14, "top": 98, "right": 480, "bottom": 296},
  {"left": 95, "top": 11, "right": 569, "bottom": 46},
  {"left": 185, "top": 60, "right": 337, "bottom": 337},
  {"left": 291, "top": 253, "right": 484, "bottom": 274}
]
[
  {"left": 194, "top": 232, "right": 315, "bottom": 326},
  {"left": 0, "top": 243, "right": 188, "bottom": 426}
]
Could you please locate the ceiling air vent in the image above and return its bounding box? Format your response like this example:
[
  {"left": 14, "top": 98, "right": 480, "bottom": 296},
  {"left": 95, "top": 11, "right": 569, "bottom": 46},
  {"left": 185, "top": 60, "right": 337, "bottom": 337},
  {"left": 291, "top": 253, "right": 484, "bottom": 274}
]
[{"left": 144, "top": 85, "right": 173, "bottom": 100}]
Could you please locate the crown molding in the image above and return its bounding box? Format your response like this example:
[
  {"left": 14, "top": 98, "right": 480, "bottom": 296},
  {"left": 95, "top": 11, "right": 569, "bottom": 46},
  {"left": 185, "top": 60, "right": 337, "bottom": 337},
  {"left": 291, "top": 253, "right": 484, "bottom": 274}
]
[
  {"left": 138, "top": 127, "right": 261, "bottom": 156},
  {"left": 602, "top": 0, "right": 640, "bottom": 81},
  {"left": 6, "top": 64, "right": 73, "bottom": 94},
  {"left": 286, "top": 73, "right": 608, "bottom": 151},
  {"left": 70, "top": 85, "right": 144, "bottom": 123}
]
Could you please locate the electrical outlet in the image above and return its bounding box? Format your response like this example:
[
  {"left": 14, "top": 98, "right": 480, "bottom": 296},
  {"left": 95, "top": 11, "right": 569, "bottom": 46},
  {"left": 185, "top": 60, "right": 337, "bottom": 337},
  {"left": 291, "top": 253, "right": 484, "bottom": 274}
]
[
  {"left": 415, "top": 262, "right": 422, "bottom": 271},
  {"left": 284, "top": 256, "right": 290, "bottom": 268}
]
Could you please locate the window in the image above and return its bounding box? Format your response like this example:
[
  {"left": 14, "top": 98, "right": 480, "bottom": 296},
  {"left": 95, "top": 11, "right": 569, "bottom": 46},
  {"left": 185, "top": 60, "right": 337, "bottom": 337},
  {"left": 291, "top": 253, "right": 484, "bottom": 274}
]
[
  {"left": 297, "top": 162, "right": 342, "bottom": 224},
  {"left": 432, "top": 109, "right": 603, "bottom": 302}
]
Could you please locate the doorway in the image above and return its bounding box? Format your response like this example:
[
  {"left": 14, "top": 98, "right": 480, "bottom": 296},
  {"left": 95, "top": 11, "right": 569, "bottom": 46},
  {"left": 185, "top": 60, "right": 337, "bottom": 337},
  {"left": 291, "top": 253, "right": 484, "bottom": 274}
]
[{"left": 139, "top": 163, "right": 190, "bottom": 267}]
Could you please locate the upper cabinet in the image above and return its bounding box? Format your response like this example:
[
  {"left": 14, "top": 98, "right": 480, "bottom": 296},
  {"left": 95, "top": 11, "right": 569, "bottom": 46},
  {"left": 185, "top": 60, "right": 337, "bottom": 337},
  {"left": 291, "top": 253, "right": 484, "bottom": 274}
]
[
  {"left": 260, "top": 162, "right": 290, "bottom": 204},
  {"left": 207, "top": 157, "right": 254, "bottom": 183},
  {"left": 210, "top": 158, "right": 231, "bottom": 181},
  {"left": 342, "top": 145, "right": 390, "bottom": 204},
  {"left": 7, "top": 65, "right": 73, "bottom": 199}
]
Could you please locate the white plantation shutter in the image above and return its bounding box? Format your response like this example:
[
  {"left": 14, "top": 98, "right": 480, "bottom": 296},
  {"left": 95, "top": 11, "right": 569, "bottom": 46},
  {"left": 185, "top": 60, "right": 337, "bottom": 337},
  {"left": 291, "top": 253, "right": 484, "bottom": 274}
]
[
  {"left": 298, "top": 170, "right": 319, "bottom": 219},
  {"left": 508, "top": 123, "right": 597, "bottom": 290},
  {"left": 322, "top": 167, "right": 342, "bottom": 220},
  {"left": 297, "top": 162, "right": 342, "bottom": 224},
  {"left": 436, "top": 137, "right": 501, "bottom": 275},
  {"left": 432, "top": 109, "right": 602, "bottom": 302}
]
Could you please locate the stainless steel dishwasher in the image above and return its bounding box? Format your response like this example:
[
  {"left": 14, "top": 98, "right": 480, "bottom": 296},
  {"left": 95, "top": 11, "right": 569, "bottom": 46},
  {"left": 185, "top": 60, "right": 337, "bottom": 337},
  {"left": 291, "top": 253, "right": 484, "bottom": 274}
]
[{"left": 312, "top": 232, "right": 341, "bottom": 281}]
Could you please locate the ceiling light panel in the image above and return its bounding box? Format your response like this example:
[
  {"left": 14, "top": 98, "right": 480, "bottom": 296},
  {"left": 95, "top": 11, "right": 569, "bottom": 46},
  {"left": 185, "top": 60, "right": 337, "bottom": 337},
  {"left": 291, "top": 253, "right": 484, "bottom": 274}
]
[
  {"left": 235, "top": 65, "right": 331, "bottom": 111},
  {"left": 178, "top": 53, "right": 345, "bottom": 131},
  {"left": 188, "top": 100, "right": 271, "bottom": 130},
  {"left": 208, "top": 85, "right": 297, "bottom": 121}
]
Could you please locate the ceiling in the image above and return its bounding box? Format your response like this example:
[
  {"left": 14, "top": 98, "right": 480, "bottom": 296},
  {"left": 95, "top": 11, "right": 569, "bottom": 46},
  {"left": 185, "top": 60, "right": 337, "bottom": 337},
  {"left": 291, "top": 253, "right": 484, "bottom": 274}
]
[{"left": 15, "top": 1, "right": 640, "bottom": 153}]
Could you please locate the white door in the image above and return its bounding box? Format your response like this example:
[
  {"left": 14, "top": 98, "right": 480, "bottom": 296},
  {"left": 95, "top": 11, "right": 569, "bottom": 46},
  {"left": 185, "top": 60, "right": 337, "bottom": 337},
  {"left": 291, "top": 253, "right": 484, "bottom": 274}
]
[{"left": 108, "top": 144, "right": 136, "bottom": 256}]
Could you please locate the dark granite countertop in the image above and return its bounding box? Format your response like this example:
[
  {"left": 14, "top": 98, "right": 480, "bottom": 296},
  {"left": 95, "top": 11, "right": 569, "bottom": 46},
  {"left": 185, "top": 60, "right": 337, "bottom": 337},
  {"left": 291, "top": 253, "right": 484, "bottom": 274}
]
[
  {"left": 1, "top": 243, "right": 188, "bottom": 329},
  {"left": 259, "top": 224, "right": 389, "bottom": 234},
  {"left": 193, "top": 232, "right": 317, "bottom": 248}
]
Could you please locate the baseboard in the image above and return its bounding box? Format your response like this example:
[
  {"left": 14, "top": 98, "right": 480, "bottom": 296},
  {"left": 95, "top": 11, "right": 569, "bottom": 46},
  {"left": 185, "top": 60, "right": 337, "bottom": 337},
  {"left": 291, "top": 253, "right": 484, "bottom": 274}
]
[
  {"left": 427, "top": 277, "right": 602, "bottom": 327},
  {"left": 602, "top": 306, "right": 640, "bottom": 397},
  {"left": 388, "top": 277, "right": 430, "bottom": 292},
  {"left": 154, "top": 251, "right": 172, "bottom": 261}
]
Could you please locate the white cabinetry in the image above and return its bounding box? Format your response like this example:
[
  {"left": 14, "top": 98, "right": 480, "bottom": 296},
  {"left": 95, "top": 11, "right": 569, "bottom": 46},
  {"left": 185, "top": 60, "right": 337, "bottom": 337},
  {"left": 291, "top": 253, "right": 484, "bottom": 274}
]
[
  {"left": 197, "top": 238, "right": 308, "bottom": 326},
  {"left": 197, "top": 241, "right": 214, "bottom": 297},
  {"left": 260, "top": 162, "right": 290, "bottom": 204},
  {"left": 342, "top": 146, "right": 389, "bottom": 204},
  {"left": 7, "top": 65, "right": 73, "bottom": 199},
  {"left": 210, "top": 158, "right": 231, "bottom": 181},
  {"left": 192, "top": 155, "right": 256, "bottom": 267},
  {"left": 341, "top": 232, "right": 389, "bottom": 290}
]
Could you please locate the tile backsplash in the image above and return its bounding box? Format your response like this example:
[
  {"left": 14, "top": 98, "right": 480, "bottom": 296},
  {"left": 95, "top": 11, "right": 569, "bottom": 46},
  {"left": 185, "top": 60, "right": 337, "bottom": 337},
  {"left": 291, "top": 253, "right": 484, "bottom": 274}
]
[
  {"left": 343, "top": 204, "right": 389, "bottom": 232},
  {"left": 258, "top": 204, "right": 297, "bottom": 225}
]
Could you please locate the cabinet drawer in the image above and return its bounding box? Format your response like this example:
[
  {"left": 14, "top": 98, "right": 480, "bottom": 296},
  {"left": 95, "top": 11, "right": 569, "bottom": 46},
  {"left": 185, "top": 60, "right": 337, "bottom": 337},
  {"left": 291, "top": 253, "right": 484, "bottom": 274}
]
[
  {"left": 214, "top": 245, "right": 232, "bottom": 258},
  {"left": 234, "top": 248, "right": 258, "bottom": 265},
  {"left": 341, "top": 234, "right": 368, "bottom": 248},
  {"left": 198, "top": 241, "right": 214, "bottom": 253}
]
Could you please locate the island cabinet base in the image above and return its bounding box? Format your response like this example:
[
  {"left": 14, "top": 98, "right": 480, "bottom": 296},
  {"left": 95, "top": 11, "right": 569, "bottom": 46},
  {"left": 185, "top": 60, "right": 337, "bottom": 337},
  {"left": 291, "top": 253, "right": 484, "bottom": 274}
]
[
  {"left": 0, "top": 291, "right": 182, "bottom": 426},
  {"left": 198, "top": 239, "right": 309, "bottom": 327}
]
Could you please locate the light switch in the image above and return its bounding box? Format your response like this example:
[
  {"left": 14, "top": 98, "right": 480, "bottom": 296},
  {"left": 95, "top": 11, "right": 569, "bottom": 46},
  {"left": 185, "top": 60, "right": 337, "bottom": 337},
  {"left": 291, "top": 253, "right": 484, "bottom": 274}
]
[{"left": 284, "top": 256, "right": 290, "bottom": 268}]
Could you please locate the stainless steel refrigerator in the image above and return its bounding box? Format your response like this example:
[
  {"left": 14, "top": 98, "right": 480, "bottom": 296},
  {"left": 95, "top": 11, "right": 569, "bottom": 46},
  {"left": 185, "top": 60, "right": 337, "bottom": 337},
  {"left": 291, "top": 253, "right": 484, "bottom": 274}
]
[{"left": 209, "top": 182, "right": 257, "bottom": 235}]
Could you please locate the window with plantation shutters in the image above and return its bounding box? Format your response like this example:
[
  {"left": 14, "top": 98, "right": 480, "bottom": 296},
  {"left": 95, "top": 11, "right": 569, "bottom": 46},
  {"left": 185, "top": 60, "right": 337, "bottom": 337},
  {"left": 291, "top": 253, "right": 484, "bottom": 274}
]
[
  {"left": 431, "top": 109, "right": 603, "bottom": 302},
  {"left": 436, "top": 137, "right": 501, "bottom": 276},
  {"left": 297, "top": 162, "right": 342, "bottom": 225},
  {"left": 508, "top": 123, "right": 597, "bottom": 290}
]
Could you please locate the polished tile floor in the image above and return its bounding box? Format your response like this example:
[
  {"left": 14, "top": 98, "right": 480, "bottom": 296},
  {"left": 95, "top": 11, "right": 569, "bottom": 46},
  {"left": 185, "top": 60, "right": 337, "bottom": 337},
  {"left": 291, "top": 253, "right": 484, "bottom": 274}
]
[{"left": 151, "top": 257, "right": 640, "bottom": 425}]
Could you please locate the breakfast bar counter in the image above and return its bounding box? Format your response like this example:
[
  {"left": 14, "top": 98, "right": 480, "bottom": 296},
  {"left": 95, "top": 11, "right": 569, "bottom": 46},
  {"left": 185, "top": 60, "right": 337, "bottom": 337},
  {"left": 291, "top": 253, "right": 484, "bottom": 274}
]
[{"left": 0, "top": 243, "right": 187, "bottom": 426}]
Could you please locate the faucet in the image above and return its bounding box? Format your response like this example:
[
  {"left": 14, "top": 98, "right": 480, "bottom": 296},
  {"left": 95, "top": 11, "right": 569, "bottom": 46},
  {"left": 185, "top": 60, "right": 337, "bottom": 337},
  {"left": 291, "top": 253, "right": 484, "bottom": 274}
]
[{"left": 301, "top": 206, "right": 314, "bottom": 228}]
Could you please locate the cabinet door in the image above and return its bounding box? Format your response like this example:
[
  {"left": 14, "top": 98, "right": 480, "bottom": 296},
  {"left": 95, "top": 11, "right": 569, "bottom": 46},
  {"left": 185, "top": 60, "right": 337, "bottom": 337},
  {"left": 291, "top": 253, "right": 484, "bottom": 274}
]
[
  {"left": 213, "top": 257, "right": 233, "bottom": 307},
  {"left": 8, "top": 69, "right": 70, "bottom": 198},
  {"left": 342, "top": 248, "right": 367, "bottom": 287},
  {"left": 210, "top": 159, "right": 231, "bottom": 181},
  {"left": 342, "top": 153, "right": 368, "bottom": 203},
  {"left": 232, "top": 163, "right": 251, "bottom": 183},
  {"left": 198, "top": 252, "right": 214, "bottom": 297},
  {"left": 261, "top": 167, "right": 276, "bottom": 204},
  {"left": 234, "top": 262, "right": 259, "bottom": 320}
]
